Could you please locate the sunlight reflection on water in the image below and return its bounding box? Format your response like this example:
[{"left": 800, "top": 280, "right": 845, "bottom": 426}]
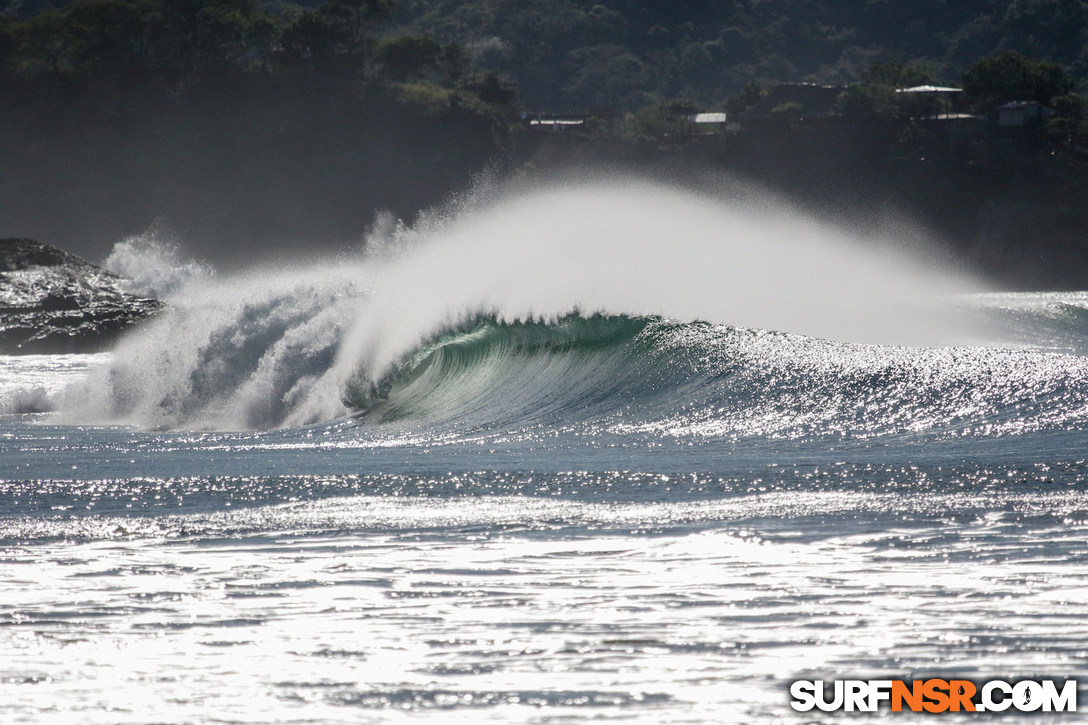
[{"left": 3, "top": 489, "right": 1088, "bottom": 723}]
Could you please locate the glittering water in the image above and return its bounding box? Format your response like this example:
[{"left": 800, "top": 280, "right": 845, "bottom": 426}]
[
  {"left": 5, "top": 315, "right": 1088, "bottom": 723},
  {"left": 4, "top": 181, "right": 1088, "bottom": 722}
]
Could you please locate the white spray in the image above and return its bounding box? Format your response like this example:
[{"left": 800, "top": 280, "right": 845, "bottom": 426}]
[{"left": 103, "top": 219, "right": 215, "bottom": 301}]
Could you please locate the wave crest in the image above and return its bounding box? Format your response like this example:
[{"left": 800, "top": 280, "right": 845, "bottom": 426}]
[{"left": 344, "top": 313, "right": 654, "bottom": 420}]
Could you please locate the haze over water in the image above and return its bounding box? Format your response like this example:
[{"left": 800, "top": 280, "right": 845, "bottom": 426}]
[{"left": 3, "top": 178, "right": 1087, "bottom": 723}]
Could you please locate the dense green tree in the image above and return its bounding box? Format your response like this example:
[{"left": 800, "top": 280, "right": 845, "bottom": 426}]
[
  {"left": 151, "top": 0, "right": 277, "bottom": 72},
  {"left": 858, "top": 60, "right": 936, "bottom": 88},
  {"left": 1001, "top": 0, "right": 1088, "bottom": 65},
  {"left": 562, "top": 43, "right": 649, "bottom": 109},
  {"left": 319, "top": 0, "right": 394, "bottom": 51},
  {"left": 10, "top": 9, "right": 74, "bottom": 72},
  {"left": 458, "top": 69, "right": 517, "bottom": 111},
  {"left": 725, "top": 80, "right": 767, "bottom": 115},
  {"left": 63, "top": 0, "right": 156, "bottom": 71},
  {"left": 962, "top": 50, "right": 1076, "bottom": 111},
  {"left": 277, "top": 9, "right": 340, "bottom": 68},
  {"left": 374, "top": 33, "right": 464, "bottom": 83},
  {"left": 1046, "top": 91, "right": 1088, "bottom": 153},
  {"left": 621, "top": 97, "right": 699, "bottom": 143},
  {"left": 0, "top": 17, "right": 14, "bottom": 72}
]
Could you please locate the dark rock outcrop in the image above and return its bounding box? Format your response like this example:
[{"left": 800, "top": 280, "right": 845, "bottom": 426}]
[{"left": 0, "top": 238, "right": 163, "bottom": 354}]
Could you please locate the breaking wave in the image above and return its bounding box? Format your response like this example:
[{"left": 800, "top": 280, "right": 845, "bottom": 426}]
[{"left": 53, "top": 176, "right": 1088, "bottom": 435}]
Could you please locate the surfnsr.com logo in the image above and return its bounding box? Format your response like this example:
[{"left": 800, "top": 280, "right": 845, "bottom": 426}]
[{"left": 790, "top": 679, "right": 1078, "bottom": 713}]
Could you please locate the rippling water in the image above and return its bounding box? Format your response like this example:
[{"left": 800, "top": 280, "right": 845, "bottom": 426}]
[
  {"left": 4, "top": 470, "right": 1088, "bottom": 723},
  {"left": 5, "top": 346, "right": 1088, "bottom": 723}
]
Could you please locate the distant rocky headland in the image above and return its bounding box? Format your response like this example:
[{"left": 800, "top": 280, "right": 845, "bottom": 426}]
[{"left": 0, "top": 238, "right": 162, "bottom": 354}]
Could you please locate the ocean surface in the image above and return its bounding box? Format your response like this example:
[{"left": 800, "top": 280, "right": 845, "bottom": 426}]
[{"left": 3, "top": 180, "right": 1088, "bottom": 723}]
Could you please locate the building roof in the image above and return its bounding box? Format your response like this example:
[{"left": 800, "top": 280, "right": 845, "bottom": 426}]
[
  {"left": 997, "top": 100, "right": 1048, "bottom": 109},
  {"left": 529, "top": 118, "right": 585, "bottom": 127},
  {"left": 689, "top": 112, "right": 727, "bottom": 124},
  {"left": 896, "top": 85, "right": 962, "bottom": 94}
]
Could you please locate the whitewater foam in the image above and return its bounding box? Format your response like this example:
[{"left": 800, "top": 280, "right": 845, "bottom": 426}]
[{"left": 61, "top": 263, "right": 369, "bottom": 429}]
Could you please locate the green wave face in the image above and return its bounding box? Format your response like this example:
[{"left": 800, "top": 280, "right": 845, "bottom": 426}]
[
  {"left": 340, "top": 307, "right": 1088, "bottom": 442},
  {"left": 343, "top": 313, "right": 659, "bottom": 422}
]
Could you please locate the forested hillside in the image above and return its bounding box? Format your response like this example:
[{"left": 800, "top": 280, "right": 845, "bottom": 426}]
[
  {"left": 0, "top": 0, "right": 519, "bottom": 259},
  {"left": 388, "top": 0, "right": 1088, "bottom": 110},
  {"left": 5, "top": 0, "right": 1087, "bottom": 111},
  {"left": 2, "top": 0, "right": 1088, "bottom": 284}
]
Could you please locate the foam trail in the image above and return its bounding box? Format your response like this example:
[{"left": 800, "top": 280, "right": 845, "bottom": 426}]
[{"left": 62, "top": 176, "right": 983, "bottom": 430}]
